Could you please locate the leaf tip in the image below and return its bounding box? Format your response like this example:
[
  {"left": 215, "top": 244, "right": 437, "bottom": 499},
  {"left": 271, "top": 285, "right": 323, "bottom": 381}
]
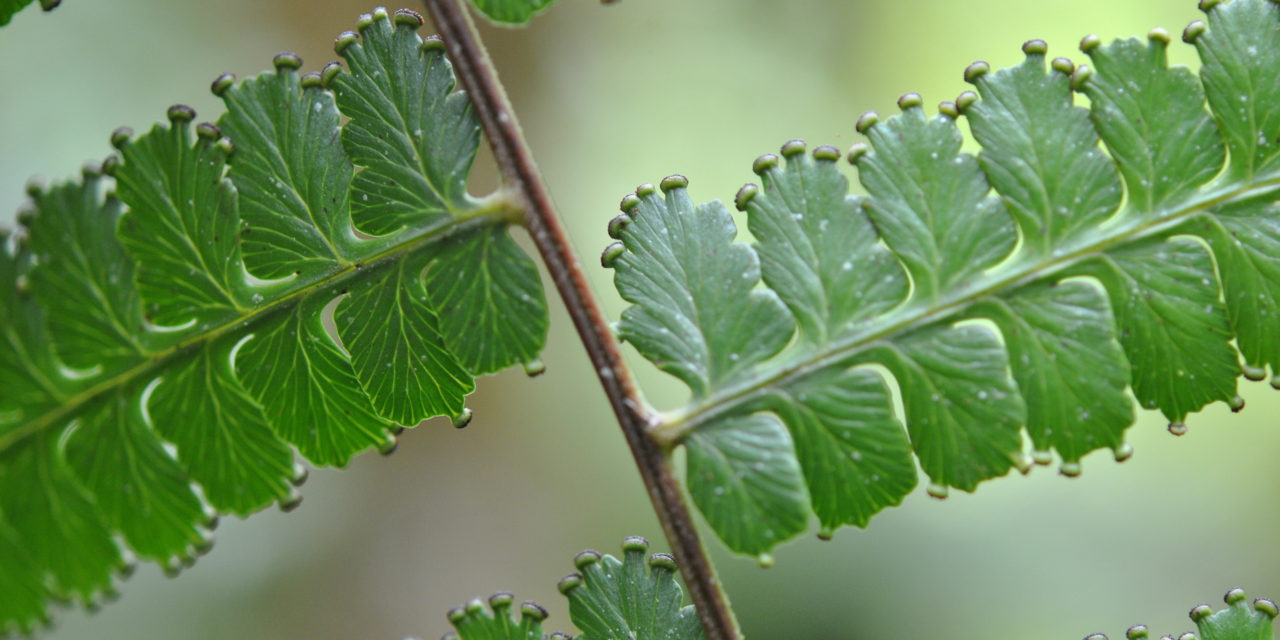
[
  {"left": 358, "top": 8, "right": 387, "bottom": 33},
  {"left": 1188, "top": 604, "right": 1213, "bottom": 623},
  {"left": 846, "top": 141, "right": 869, "bottom": 165},
  {"left": 523, "top": 359, "right": 546, "bottom": 377},
  {"left": 734, "top": 183, "right": 760, "bottom": 211},
  {"left": 1126, "top": 624, "right": 1149, "bottom": 639},
  {"left": 335, "top": 30, "right": 359, "bottom": 55},
  {"left": 321, "top": 61, "right": 344, "bottom": 88},
  {"left": 1079, "top": 34, "right": 1102, "bottom": 53},
  {"left": 278, "top": 489, "right": 303, "bottom": 512},
  {"left": 1070, "top": 64, "right": 1094, "bottom": 91},
  {"left": 926, "top": 483, "right": 949, "bottom": 500},
  {"left": 421, "top": 34, "right": 446, "bottom": 53},
  {"left": 648, "top": 552, "right": 677, "bottom": 572},
  {"left": 619, "top": 192, "right": 642, "bottom": 214},
  {"left": 299, "top": 71, "right": 322, "bottom": 90},
  {"left": 1242, "top": 364, "right": 1267, "bottom": 381},
  {"left": 854, "top": 111, "right": 879, "bottom": 134},
  {"left": 1182, "top": 20, "right": 1206, "bottom": 44},
  {"left": 1060, "top": 461, "right": 1082, "bottom": 478},
  {"left": 210, "top": 72, "right": 235, "bottom": 97},
  {"left": 1012, "top": 451, "right": 1033, "bottom": 475},
  {"left": 1148, "top": 27, "right": 1171, "bottom": 47},
  {"left": 780, "top": 139, "right": 807, "bottom": 158},
  {"left": 608, "top": 213, "right": 633, "bottom": 238},
  {"left": 660, "top": 174, "right": 689, "bottom": 193},
  {"left": 812, "top": 144, "right": 841, "bottom": 162},
  {"left": 897, "top": 92, "right": 923, "bottom": 111},
  {"left": 488, "top": 591, "right": 514, "bottom": 610},
  {"left": 1167, "top": 422, "right": 1188, "bottom": 437},
  {"left": 378, "top": 431, "right": 399, "bottom": 455},
  {"left": 1113, "top": 443, "right": 1134, "bottom": 463},
  {"left": 574, "top": 549, "right": 603, "bottom": 569},
  {"left": 621, "top": 535, "right": 650, "bottom": 553},
  {"left": 272, "top": 52, "right": 303, "bottom": 72},
  {"left": 601, "top": 241, "right": 625, "bottom": 268},
  {"left": 1022, "top": 38, "right": 1048, "bottom": 57},
  {"left": 166, "top": 103, "right": 196, "bottom": 124},
  {"left": 451, "top": 407, "right": 474, "bottom": 429},
  {"left": 557, "top": 572, "right": 584, "bottom": 594},
  {"left": 1229, "top": 395, "right": 1245, "bottom": 413},
  {"left": 1254, "top": 598, "right": 1279, "bottom": 619},
  {"left": 195, "top": 121, "right": 222, "bottom": 141},
  {"left": 753, "top": 152, "right": 780, "bottom": 175},
  {"left": 963, "top": 60, "right": 991, "bottom": 84},
  {"left": 392, "top": 8, "right": 424, "bottom": 29},
  {"left": 520, "top": 601, "right": 549, "bottom": 622}
]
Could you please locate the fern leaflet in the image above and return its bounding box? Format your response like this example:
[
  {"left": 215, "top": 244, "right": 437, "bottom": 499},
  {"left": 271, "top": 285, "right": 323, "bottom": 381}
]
[
  {"left": 606, "top": 0, "right": 1280, "bottom": 558},
  {"left": 1084, "top": 588, "right": 1278, "bottom": 640},
  {"left": 468, "top": 0, "right": 558, "bottom": 25},
  {"left": 0, "top": 8, "right": 548, "bottom": 633}
]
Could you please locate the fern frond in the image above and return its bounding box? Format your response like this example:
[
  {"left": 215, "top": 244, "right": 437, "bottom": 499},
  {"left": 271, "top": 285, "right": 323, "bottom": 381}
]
[
  {"left": 1083, "top": 588, "right": 1277, "bottom": 640},
  {"left": 442, "top": 592, "right": 569, "bottom": 640},
  {"left": 0, "top": 7, "right": 548, "bottom": 633},
  {"left": 557, "top": 537, "right": 707, "bottom": 640},
  {"left": 607, "top": 0, "right": 1280, "bottom": 558}
]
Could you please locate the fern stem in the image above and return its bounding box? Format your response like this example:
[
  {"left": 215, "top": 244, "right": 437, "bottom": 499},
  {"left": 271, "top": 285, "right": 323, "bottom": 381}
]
[{"left": 419, "top": 2, "right": 742, "bottom": 638}]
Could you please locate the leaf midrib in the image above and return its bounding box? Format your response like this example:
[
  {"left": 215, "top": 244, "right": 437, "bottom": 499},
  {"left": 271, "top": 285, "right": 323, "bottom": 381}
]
[
  {"left": 0, "top": 207, "right": 513, "bottom": 458},
  {"left": 656, "top": 171, "right": 1280, "bottom": 446}
]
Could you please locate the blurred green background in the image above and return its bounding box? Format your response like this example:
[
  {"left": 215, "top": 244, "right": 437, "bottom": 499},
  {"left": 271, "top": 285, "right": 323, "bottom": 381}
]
[{"left": 2, "top": 0, "right": 1278, "bottom": 638}]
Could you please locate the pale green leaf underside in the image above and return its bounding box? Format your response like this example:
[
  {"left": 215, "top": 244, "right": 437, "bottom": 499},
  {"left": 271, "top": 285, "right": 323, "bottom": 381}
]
[
  {"left": 560, "top": 538, "right": 707, "bottom": 640},
  {"left": 0, "top": 8, "right": 547, "bottom": 632},
  {"left": 612, "top": 0, "right": 1280, "bottom": 557},
  {"left": 468, "top": 0, "right": 559, "bottom": 26}
]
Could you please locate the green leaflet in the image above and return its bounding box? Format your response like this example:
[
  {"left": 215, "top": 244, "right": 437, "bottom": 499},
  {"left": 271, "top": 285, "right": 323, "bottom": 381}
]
[
  {"left": 684, "top": 414, "right": 809, "bottom": 558},
  {"left": 423, "top": 224, "right": 549, "bottom": 375},
  {"left": 610, "top": 0, "right": 1280, "bottom": 557},
  {"left": 468, "top": 0, "right": 559, "bottom": 26},
  {"left": 336, "top": 254, "right": 475, "bottom": 425},
  {"left": 0, "top": 7, "right": 548, "bottom": 630},
  {"left": 559, "top": 538, "right": 707, "bottom": 640},
  {"left": 331, "top": 15, "right": 480, "bottom": 236},
  {"left": 612, "top": 180, "right": 793, "bottom": 399},
  {"left": 1085, "top": 588, "right": 1278, "bottom": 640},
  {"left": 443, "top": 593, "right": 566, "bottom": 640}
]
